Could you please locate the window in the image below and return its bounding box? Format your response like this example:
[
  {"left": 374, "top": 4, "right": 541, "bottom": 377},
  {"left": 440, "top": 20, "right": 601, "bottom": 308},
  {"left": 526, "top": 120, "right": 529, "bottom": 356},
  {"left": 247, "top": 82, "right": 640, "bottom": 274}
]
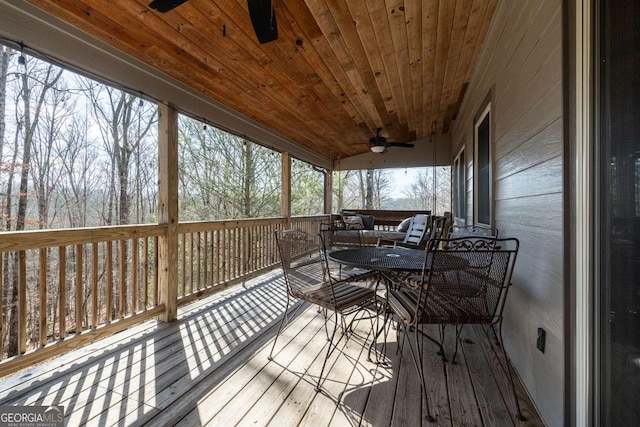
[
  {"left": 474, "top": 103, "right": 492, "bottom": 226},
  {"left": 452, "top": 148, "right": 466, "bottom": 221}
]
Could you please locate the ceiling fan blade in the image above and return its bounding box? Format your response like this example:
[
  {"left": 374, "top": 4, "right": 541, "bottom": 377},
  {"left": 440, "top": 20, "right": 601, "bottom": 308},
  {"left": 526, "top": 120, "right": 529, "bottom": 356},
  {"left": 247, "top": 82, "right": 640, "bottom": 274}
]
[
  {"left": 388, "top": 142, "right": 415, "bottom": 148},
  {"left": 148, "top": 0, "right": 188, "bottom": 13},
  {"left": 248, "top": 0, "right": 279, "bottom": 44}
]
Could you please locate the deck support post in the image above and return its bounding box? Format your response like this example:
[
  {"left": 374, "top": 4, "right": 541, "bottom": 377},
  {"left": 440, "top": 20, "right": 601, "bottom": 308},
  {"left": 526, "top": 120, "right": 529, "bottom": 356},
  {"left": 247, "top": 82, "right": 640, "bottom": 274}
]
[
  {"left": 324, "top": 168, "right": 333, "bottom": 215},
  {"left": 158, "top": 103, "right": 179, "bottom": 322},
  {"left": 281, "top": 152, "right": 291, "bottom": 228}
]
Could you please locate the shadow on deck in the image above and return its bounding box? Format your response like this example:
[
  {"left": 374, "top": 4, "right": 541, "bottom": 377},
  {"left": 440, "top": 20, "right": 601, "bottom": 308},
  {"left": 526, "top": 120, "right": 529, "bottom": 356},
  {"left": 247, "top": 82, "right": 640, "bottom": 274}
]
[{"left": 0, "top": 272, "right": 544, "bottom": 426}]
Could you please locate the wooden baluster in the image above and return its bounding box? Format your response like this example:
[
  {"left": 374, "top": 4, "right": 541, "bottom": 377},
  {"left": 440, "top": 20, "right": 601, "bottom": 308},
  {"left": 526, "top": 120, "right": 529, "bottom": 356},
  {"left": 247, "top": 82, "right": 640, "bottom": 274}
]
[
  {"left": 92, "top": 242, "right": 98, "bottom": 327},
  {"left": 203, "top": 230, "right": 208, "bottom": 288},
  {"left": 153, "top": 236, "right": 159, "bottom": 306},
  {"left": 196, "top": 231, "right": 202, "bottom": 291},
  {"left": 39, "top": 248, "right": 47, "bottom": 347},
  {"left": 132, "top": 238, "right": 138, "bottom": 313},
  {"left": 181, "top": 233, "right": 186, "bottom": 297},
  {"left": 214, "top": 230, "right": 220, "bottom": 286},
  {"left": 76, "top": 244, "right": 83, "bottom": 334},
  {"left": 58, "top": 247, "right": 66, "bottom": 340},
  {"left": 18, "top": 250, "right": 26, "bottom": 354},
  {"left": 189, "top": 233, "right": 194, "bottom": 294},
  {"left": 106, "top": 241, "right": 113, "bottom": 323},
  {"left": 143, "top": 237, "right": 149, "bottom": 309},
  {"left": 222, "top": 229, "right": 227, "bottom": 283},
  {"left": 232, "top": 228, "right": 237, "bottom": 280},
  {"left": 119, "top": 240, "right": 126, "bottom": 319}
]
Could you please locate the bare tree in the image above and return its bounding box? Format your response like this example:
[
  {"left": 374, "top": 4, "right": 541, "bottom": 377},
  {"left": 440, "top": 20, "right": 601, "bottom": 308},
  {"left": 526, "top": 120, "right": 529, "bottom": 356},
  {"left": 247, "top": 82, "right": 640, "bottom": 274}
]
[
  {"left": 179, "top": 118, "right": 280, "bottom": 220},
  {"left": 0, "top": 47, "right": 11, "bottom": 178},
  {"left": 84, "top": 82, "right": 155, "bottom": 226},
  {"left": 291, "top": 159, "right": 323, "bottom": 215},
  {"left": 403, "top": 167, "right": 452, "bottom": 215},
  {"left": 335, "top": 168, "right": 392, "bottom": 210},
  {"left": 6, "top": 56, "right": 63, "bottom": 356}
]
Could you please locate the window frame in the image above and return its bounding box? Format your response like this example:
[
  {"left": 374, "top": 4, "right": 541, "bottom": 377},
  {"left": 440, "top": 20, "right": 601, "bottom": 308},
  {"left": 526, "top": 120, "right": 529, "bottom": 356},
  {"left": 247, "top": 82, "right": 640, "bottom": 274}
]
[
  {"left": 452, "top": 146, "right": 466, "bottom": 222},
  {"left": 473, "top": 102, "right": 493, "bottom": 227}
]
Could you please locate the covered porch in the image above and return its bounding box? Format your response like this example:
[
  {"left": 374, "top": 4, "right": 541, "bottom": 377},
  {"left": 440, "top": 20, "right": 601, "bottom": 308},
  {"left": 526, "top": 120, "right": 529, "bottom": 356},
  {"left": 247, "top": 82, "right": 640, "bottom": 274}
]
[
  {"left": 0, "top": 272, "right": 543, "bottom": 426},
  {"left": 1, "top": 0, "right": 618, "bottom": 424}
]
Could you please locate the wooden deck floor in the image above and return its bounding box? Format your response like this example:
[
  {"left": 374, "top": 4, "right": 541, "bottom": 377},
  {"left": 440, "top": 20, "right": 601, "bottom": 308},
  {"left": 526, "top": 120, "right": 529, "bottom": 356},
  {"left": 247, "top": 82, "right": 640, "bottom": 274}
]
[{"left": 0, "top": 273, "right": 544, "bottom": 426}]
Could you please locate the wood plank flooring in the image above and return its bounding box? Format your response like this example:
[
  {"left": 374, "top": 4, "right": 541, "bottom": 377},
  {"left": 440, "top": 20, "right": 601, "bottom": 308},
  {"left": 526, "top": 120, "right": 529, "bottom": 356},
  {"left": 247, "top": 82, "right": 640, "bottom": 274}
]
[{"left": 0, "top": 272, "right": 545, "bottom": 426}]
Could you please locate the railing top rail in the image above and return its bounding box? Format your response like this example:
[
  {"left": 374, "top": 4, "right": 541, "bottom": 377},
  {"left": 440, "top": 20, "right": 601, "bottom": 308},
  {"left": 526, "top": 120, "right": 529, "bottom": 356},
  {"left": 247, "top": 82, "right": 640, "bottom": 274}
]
[
  {"left": 0, "top": 215, "right": 329, "bottom": 252},
  {"left": 177, "top": 215, "right": 328, "bottom": 233},
  {"left": 0, "top": 224, "right": 167, "bottom": 252}
]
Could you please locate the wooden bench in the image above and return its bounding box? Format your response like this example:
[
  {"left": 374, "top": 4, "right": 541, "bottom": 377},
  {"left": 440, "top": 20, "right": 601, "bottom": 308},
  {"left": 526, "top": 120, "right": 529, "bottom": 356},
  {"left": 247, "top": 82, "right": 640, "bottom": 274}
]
[{"left": 324, "top": 209, "right": 432, "bottom": 246}]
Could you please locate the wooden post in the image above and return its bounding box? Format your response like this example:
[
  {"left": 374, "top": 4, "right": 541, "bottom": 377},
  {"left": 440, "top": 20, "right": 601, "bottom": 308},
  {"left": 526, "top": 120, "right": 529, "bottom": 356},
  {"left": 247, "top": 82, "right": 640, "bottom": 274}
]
[
  {"left": 281, "top": 152, "right": 291, "bottom": 227},
  {"left": 158, "top": 103, "right": 179, "bottom": 322},
  {"left": 324, "top": 168, "right": 333, "bottom": 215}
]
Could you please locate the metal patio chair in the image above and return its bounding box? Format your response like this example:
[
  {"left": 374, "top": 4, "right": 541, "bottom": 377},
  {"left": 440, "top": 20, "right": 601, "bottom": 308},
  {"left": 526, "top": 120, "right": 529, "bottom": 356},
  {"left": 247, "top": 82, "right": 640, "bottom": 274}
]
[
  {"left": 268, "top": 229, "right": 378, "bottom": 392},
  {"left": 387, "top": 236, "right": 524, "bottom": 422}
]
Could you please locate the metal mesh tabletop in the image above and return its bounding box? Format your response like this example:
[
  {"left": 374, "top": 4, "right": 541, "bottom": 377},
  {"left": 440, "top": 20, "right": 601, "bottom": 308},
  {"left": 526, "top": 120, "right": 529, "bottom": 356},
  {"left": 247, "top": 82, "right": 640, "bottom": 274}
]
[{"left": 328, "top": 247, "right": 426, "bottom": 272}]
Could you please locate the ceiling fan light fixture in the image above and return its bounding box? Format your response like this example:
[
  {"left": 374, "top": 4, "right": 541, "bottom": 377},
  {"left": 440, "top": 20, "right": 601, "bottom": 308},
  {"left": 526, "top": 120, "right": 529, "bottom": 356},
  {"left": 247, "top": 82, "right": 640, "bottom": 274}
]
[{"left": 370, "top": 145, "right": 385, "bottom": 154}]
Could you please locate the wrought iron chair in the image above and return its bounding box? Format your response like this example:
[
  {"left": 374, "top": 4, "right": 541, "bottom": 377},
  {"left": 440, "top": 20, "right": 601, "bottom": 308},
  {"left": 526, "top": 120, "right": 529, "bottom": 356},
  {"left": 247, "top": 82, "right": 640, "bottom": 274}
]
[
  {"left": 320, "top": 221, "right": 375, "bottom": 283},
  {"left": 269, "top": 229, "right": 378, "bottom": 392},
  {"left": 387, "top": 236, "right": 524, "bottom": 422}
]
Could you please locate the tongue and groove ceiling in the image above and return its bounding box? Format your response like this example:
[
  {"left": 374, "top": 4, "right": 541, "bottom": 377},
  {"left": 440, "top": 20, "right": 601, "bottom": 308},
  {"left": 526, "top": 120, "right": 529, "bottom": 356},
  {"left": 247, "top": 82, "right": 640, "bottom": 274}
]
[{"left": 22, "top": 0, "right": 498, "bottom": 161}]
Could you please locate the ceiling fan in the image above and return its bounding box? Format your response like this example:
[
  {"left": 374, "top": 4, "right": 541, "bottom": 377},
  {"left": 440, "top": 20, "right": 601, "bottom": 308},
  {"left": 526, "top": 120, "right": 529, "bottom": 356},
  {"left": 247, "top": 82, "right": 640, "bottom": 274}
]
[
  {"left": 148, "top": 0, "right": 278, "bottom": 44},
  {"left": 369, "top": 128, "right": 415, "bottom": 153}
]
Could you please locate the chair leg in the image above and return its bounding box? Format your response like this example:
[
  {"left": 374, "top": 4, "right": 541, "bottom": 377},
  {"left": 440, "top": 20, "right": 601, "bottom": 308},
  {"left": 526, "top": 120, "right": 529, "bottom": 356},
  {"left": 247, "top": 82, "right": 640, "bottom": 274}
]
[
  {"left": 368, "top": 297, "right": 386, "bottom": 363},
  {"left": 415, "top": 324, "right": 447, "bottom": 361},
  {"left": 396, "top": 320, "right": 404, "bottom": 355},
  {"left": 404, "top": 323, "right": 435, "bottom": 422},
  {"left": 451, "top": 325, "right": 464, "bottom": 364},
  {"left": 316, "top": 310, "right": 347, "bottom": 392},
  {"left": 268, "top": 294, "right": 293, "bottom": 361},
  {"left": 322, "top": 307, "right": 331, "bottom": 340},
  {"left": 437, "top": 324, "right": 447, "bottom": 360},
  {"left": 484, "top": 323, "right": 526, "bottom": 421}
]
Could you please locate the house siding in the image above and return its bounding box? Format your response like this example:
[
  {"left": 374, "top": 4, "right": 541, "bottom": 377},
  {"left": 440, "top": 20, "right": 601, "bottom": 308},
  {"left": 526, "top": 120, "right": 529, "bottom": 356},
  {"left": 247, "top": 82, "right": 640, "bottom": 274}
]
[{"left": 449, "top": 0, "right": 564, "bottom": 425}]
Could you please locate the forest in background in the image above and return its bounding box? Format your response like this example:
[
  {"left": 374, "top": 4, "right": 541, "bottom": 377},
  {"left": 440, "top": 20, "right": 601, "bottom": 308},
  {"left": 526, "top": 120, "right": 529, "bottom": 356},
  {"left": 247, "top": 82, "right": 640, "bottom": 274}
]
[{"left": 0, "top": 44, "right": 449, "bottom": 357}]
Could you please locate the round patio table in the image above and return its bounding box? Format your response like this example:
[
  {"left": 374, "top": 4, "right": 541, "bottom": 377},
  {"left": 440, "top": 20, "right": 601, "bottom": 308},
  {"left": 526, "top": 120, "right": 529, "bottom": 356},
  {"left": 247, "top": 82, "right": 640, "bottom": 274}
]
[
  {"left": 328, "top": 246, "right": 426, "bottom": 273},
  {"left": 328, "top": 246, "right": 427, "bottom": 363}
]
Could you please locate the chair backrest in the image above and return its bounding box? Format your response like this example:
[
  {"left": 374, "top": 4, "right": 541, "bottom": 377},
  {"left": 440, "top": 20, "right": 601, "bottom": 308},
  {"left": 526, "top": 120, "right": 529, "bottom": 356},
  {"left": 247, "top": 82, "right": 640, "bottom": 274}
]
[
  {"left": 320, "top": 221, "right": 363, "bottom": 248},
  {"left": 418, "top": 237, "right": 519, "bottom": 325},
  {"left": 275, "top": 230, "right": 334, "bottom": 304},
  {"left": 425, "top": 216, "right": 447, "bottom": 251},
  {"left": 445, "top": 225, "right": 499, "bottom": 254},
  {"left": 402, "top": 214, "right": 430, "bottom": 246},
  {"left": 448, "top": 225, "right": 498, "bottom": 239}
]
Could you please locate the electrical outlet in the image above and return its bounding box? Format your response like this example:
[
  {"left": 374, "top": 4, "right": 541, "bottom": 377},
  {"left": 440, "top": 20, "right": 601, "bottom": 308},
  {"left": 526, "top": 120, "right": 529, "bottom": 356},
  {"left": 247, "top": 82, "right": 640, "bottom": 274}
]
[{"left": 537, "top": 328, "right": 546, "bottom": 353}]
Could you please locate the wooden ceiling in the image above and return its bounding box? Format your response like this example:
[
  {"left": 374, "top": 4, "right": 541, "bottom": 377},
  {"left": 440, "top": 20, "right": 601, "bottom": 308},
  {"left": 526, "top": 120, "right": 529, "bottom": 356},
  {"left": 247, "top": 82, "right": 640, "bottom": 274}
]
[{"left": 25, "top": 0, "right": 497, "bottom": 161}]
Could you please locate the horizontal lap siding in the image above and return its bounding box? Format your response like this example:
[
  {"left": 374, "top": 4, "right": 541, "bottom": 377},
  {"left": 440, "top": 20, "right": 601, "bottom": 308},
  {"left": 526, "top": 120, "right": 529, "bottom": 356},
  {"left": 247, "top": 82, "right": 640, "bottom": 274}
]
[{"left": 449, "top": 0, "right": 563, "bottom": 425}]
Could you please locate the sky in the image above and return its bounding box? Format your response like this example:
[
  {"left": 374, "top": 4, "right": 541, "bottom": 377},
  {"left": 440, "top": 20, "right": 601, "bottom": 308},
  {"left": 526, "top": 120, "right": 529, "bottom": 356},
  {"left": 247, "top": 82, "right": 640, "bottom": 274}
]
[{"left": 388, "top": 167, "right": 423, "bottom": 197}]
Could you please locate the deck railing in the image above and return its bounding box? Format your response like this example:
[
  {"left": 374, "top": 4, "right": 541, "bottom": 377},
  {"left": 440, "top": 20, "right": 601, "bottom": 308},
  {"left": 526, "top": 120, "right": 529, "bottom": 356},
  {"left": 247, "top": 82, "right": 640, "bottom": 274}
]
[
  {"left": 176, "top": 216, "right": 325, "bottom": 304},
  {"left": 0, "top": 215, "right": 327, "bottom": 376}
]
